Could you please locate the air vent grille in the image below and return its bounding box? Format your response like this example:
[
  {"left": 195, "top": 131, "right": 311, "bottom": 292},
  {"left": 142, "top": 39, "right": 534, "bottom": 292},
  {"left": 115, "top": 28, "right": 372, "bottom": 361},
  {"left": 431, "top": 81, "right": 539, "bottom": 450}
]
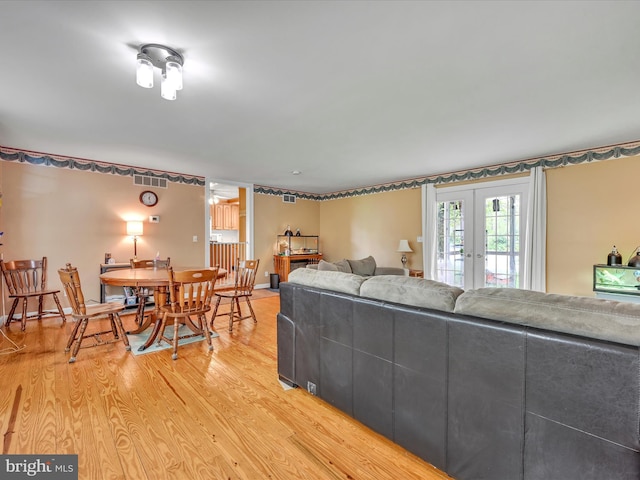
[
  {"left": 134, "top": 175, "right": 168, "bottom": 189},
  {"left": 282, "top": 194, "right": 296, "bottom": 204}
]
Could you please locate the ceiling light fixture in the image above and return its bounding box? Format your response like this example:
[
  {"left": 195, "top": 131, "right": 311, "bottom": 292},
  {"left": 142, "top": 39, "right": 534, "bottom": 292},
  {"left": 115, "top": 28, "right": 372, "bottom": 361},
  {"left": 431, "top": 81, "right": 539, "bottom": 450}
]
[{"left": 136, "top": 43, "right": 184, "bottom": 101}]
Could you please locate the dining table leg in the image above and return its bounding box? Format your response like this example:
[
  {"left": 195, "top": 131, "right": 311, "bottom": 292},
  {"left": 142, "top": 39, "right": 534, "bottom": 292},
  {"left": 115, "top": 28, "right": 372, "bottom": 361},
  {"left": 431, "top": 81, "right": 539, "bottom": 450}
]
[{"left": 130, "top": 286, "right": 168, "bottom": 351}]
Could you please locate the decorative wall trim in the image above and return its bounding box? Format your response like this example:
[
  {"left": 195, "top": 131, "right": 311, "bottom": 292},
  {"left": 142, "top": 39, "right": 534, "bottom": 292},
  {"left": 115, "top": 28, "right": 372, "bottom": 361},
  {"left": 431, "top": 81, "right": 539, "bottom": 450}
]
[
  {"left": 255, "top": 140, "right": 640, "bottom": 201},
  {"left": 3, "top": 140, "right": 640, "bottom": 200},
  {"left": 0, "top": 146, "right": 206, "bottom": 186}
]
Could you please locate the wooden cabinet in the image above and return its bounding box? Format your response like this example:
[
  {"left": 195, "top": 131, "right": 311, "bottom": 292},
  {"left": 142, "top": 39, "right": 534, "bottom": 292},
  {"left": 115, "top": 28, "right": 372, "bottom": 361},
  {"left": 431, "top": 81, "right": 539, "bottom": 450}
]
[
  {"left": 211, "top": 203, "right": 239, "bottom": 230},
  {"left": 230, "top": 204, "right": 239, "bottom": 230},
  {"left": 273, "top": 253, "right": 323, "bottom": 283}
]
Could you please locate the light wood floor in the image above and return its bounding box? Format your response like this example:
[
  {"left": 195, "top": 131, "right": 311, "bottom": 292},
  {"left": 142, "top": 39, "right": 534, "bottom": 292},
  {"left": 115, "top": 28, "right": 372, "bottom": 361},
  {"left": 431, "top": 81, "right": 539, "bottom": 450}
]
[{"left": 0, "top": 292, "right": 452, "bottom": 480}]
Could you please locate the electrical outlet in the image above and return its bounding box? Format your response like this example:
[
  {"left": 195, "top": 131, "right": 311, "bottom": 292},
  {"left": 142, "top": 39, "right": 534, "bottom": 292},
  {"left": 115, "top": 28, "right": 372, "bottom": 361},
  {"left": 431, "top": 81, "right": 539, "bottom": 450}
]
[
  {"left": 307, "top": 381, "right": 317, "bottom": 396},
  {"left": 192, "top": 235, "right": 198, "bottom": 242},
  {"left": 264, "top": 271, "right": 269, "bottom": 277}
]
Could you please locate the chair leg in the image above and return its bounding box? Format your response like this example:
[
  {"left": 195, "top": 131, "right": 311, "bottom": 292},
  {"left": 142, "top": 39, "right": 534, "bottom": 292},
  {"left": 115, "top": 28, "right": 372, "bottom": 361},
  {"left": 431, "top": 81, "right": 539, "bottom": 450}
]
[
  {"left": 20, "top": 298, "right": 28, "bottom": 331},
  {"left": 113, "top": 313, "right": 131, "bottom": 351},
  {"left": 37, "top": 295, "right": 44, "bottom": 320},
  {"left": 134, "top": 293, "right": 146, "bottom": 326},
  {"left": 66, "top": 319, "right": 82, "bottom": 352},
  {"left": 228, "top": 297, "right": 236, "bottom": 333},
  {"left": 52, "top": 293, "right": 67, "bottom": 323},
  {"left": 5, "top": 299, "right": 19, "bottom": 327},
  {"left": 109, "top": 315, "right": 119, "bottom": 339},
  {"left": 172, "top": 317, "right": 180, "bottom": 360},
  {"left": 69, "top": 318, "right": 89, "bottom": 363},
  {"left": 200, "top": 313, "right": 213, "bottom": 351},
  {"left": 210, "top": 296, "right": 222, "bottom": 329},
  {"left": 245, "top": 297, "right": 257, "bottom": 323}
]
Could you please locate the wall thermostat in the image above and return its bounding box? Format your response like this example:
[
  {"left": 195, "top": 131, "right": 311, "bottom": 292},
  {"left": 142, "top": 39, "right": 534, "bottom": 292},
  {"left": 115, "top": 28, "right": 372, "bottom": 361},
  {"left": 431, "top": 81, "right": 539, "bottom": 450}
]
[{"left": 149, "top": 215, "right": 160, "bottom": 223}]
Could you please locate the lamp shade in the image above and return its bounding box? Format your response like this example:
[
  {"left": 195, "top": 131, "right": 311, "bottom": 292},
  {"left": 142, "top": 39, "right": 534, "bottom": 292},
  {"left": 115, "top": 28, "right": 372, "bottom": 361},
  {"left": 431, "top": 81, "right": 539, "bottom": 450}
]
[
  {"left": 126, "top": 221, "right": 143, "bottom": 236},
  {"left": 397, "top": 239, "right": 413, "bottom": 253},
  {"left": 136, "top": 53, "right": 154, "bottom": 88}
]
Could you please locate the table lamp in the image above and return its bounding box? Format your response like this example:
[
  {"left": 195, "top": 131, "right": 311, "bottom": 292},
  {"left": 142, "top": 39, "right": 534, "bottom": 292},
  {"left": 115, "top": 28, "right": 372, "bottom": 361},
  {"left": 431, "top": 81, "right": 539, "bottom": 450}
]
[
  {"left": 126, "top": 221, "right": 144, "bottom": 260},
  {"left": 397, "top": 239, "right": 413, "bottom": 268}
]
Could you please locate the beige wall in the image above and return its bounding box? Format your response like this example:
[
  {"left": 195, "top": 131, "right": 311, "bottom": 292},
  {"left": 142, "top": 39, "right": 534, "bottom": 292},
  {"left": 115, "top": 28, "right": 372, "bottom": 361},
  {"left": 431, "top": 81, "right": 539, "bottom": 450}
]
[
  {"left": 0, "top": 161, "right": 205, "bottom": 313},
  {"left": 320, "top": 188, "right": 423, "bottom": 270},
  {"left": 546, "top": 155, "right": 640, "bottom": 296},
  {"left": 254, "top": 193, "right": 321, "bottom": 280},
  {"left": 2, "top": 153, "right": 638, "bottom": 316}
]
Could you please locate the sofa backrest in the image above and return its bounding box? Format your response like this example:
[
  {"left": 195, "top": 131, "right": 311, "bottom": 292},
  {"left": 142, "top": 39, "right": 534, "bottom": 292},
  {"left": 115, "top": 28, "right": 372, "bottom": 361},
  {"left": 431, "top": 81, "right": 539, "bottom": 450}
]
[
  {"left": 360, "top": 275, "right": 463, "bottom": 313},
  {"left": 455, "top": 287, "right": 640, "bottom": 346},
  {"left": 287, "top": 269, "right": 640, "bottom": 346}
]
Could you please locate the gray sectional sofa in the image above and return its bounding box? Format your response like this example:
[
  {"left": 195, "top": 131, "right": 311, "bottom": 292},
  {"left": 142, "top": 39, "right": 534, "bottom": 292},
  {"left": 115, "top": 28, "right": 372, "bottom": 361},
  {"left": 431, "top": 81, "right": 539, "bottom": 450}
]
[
  {"left": 277, "top": 268, "right": 640, "bottom": 480},
  {"left": 306, "top": 255, "right": 406, "bottom": 276}
]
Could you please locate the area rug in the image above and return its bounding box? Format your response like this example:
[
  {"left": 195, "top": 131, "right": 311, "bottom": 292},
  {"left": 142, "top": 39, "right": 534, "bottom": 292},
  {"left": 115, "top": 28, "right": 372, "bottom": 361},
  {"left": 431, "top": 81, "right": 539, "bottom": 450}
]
[{"left": 127, "top": 324, "right": 219, "bottom": 356}]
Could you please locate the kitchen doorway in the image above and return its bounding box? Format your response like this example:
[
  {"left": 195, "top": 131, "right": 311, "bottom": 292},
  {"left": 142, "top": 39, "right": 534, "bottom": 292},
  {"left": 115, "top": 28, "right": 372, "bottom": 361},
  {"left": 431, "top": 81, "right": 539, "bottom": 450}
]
[{"left": 206, "top": 179, "right": 254, "bottom": 284}]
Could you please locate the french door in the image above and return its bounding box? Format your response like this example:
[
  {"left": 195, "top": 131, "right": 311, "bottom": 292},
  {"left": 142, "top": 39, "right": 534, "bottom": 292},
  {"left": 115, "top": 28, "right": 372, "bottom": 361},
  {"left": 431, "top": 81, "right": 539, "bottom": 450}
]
[{"left": 435, "top": 178, "right": 528, "bottom": 290}]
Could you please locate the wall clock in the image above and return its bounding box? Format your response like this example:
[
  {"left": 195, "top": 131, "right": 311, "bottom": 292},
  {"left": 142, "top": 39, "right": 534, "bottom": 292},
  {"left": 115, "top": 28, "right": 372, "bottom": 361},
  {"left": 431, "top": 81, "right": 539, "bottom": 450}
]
[{"left": 139, "top": 190, "right": 158, "bottom": 207}]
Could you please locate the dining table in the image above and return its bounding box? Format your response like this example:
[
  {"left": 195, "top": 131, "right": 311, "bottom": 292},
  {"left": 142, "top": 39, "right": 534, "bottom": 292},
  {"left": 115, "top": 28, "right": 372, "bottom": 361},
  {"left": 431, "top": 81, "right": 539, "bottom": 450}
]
[{"left": 99, "top": 266, "right": 226, "bottom": 351}]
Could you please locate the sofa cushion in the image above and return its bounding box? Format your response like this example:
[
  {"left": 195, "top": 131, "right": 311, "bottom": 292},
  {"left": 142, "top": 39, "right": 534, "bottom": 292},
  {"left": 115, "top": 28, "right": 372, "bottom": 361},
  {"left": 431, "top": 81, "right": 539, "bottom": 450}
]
[
  {"left": 454, "top": 288, "right": 640, "bottom": 346},
  {"left": 348, "top": 256, "right": 377, "bottom": 276},
  {"left": 287, "top": 268, "right": 366, "bottom": 296},
  {"left": 360, "top": 276, "right": 464, "bottom": 313}
]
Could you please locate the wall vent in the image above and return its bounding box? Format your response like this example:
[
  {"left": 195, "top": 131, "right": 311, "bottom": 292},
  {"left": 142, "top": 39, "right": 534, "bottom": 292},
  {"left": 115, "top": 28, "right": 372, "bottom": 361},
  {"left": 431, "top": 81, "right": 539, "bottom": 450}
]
[
  {"left": 282, "top": 194, "right": 296, "bottom": 204},
  {"left": 134, "top": 175, "right": 168, "bottom": 189}
]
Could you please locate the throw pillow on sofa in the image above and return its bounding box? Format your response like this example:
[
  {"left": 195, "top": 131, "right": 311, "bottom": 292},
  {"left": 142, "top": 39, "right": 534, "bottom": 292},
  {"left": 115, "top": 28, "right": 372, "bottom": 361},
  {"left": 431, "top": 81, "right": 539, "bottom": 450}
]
[
  {"left": 347, "top": 255, "right": 376, "bottom": 276},
  {"left": 317, "top": 259, "right": 352, "bottom": 273}
]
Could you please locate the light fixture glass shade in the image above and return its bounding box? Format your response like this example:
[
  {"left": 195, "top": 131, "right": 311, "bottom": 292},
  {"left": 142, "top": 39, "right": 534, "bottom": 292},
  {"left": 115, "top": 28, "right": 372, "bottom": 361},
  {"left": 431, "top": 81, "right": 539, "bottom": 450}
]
[
  {"left": 165, "top": 57, "right": 183, "bottom": 90},
  {"left": 126, "top": 221, "right": 144, "bottom": 237},
  {"left": 397, "top": 239, "right": 413, "bottom": 253},
  {"left": 136, "top": 54, "right": 154, "bottom": 88},
  {"left": 161, "top": 72, "right": 177, "bottom": 100}
]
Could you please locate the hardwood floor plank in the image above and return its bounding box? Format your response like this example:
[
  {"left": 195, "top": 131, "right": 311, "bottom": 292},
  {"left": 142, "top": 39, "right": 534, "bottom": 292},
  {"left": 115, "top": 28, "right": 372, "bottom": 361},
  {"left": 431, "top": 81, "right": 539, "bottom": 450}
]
[{"left": 0, "top": 293, "right": 451, "bottom": 480}]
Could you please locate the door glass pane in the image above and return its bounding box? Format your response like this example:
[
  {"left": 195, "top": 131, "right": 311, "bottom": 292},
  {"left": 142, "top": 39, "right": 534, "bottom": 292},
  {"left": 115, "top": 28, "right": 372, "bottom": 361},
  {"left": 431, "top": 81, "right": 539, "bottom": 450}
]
[
  {"left": 436, "top": 200, "right": 465, "bottom": 288},
  {"left": 483, "top": 194, "right": 520, "bottom": 288}
]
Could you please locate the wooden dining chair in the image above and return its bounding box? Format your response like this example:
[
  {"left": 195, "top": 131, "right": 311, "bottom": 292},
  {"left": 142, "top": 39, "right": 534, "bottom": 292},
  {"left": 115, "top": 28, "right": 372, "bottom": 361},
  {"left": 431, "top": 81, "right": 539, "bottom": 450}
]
[
  {"left": 1, "top": 256, "right": 67, "bottom": 331},
  {"left": 156, "top": 266, "right": 219, "bottom": 360},
  {"left": 211, "top": 259, "right": 260, "bottom": 333},
  {"left": 129, "top": 257, "right": 170, "bottom": 326},
  {"left": 58, "top": 263, "right": 130, "bottom": 363}
]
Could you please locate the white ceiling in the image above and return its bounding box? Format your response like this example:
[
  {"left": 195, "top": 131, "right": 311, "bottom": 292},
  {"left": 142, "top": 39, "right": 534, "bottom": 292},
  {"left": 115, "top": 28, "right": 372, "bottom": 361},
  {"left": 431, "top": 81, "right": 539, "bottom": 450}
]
[{"left": 2, "top": 1, "right": 639, "bottom": 194}]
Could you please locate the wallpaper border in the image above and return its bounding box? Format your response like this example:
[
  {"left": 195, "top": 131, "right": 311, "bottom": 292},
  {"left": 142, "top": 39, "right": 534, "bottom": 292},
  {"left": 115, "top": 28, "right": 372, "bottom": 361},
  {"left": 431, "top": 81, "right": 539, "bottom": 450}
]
[
  {"left": 0, "top": 147, "right": 206, "bottom": 186},
  {"left": 2, "top": 141, "right": 639, "bottom": 200}
]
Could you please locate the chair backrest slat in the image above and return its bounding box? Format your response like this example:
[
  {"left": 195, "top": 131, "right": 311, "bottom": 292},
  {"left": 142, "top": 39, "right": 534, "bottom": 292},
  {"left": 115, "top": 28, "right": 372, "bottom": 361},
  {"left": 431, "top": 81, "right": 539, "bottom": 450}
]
[
  {"left": 130, "top": 257, "right": 171, "bottom": 269},
  {"left": 57, "top": 264, "right": 86, "bottom": 315},
  {"left": 167, "top": 267, "right": 218, "bottom": 314},
  {"left": 1, "top": 257, "right": 48, "bottom": 295},
  {"left": 231, "top": 259, "right": 259, "bottom": 294}
]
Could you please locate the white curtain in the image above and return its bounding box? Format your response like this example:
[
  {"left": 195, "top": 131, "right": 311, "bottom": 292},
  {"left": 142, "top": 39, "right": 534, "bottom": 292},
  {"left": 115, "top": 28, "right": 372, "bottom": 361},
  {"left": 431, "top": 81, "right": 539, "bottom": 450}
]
[
  {"left": 523, "top": 166, "right": 546, "bottom": 291},
  {"left": 422, "top": 183, "right": 438, "bottom": 280}
]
